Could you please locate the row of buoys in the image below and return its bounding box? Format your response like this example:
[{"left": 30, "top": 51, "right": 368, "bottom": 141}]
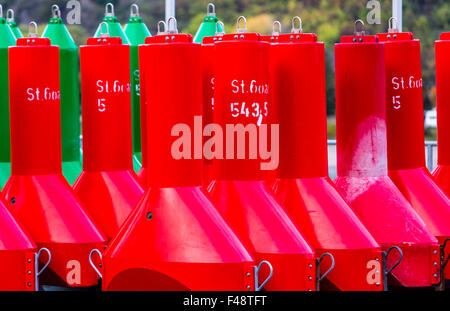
[{"left": 0, "top": 2, "right": 450, "bottom": 291}]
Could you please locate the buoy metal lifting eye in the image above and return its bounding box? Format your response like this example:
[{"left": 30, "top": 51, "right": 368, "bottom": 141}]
[
  {"left": 157, "top": 20, "right": 168, "bottom": 36},
  {"left": 130, "top": 4, "right": 139, "bottom": 18},
  {"left": 272, "top": 20, "right": 281, "bottom": 36},
  {"left": 291, "top": 16, "right": 303, "bottom": 34},
  {"left": 99, "top": 22, "right": 110, "bottom": 38},
  {"left": 167, "top": 16, "right": 179, "bottom": 35},
  {"left": 206, "top": 3, "right": 216, "bottom": 17},
  {"left": 215, "top": 20, "right": 225, "bottom": 37},
  {"left": 6, "top": 8, "right": 14, "bottom": 22},
  {"left": 28, "top": 21, "right": 39, "bottom": 39},
  {"left": 388, "top": 16, "right": 399, "bottom": 34},
  {"left": 236, "top": 16, "right": 247, "bottom": 34},
  {"left": 105, "top": 2, "right": 115, "bottom": 17},
  {"left": 51, "top": 4, "right": 61, "bottom": 19}
]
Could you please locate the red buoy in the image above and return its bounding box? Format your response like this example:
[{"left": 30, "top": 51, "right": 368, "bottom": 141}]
[
  {"left": 262, "top": 18, "right": 385, "bottom": 291},
  {"left": 333, "top": 21, "right": 439, "bottom": 287},
  {"left": 97, "top": 19, "right": 259, "bottom": 291},
  {"left": 74, "top": 27, "right": 144, "bottom": 241},
  {"left": 377, "top": 19, "right": 450, "bottom": 282},
  {"left": 4, "top": 24, "right": 106, "bottom": 288},
  {"left": 205, "top": 17, "right": 318, "bottom": 291}
]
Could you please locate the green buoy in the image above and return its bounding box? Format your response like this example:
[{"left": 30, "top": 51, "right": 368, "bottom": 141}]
[
  {"left": 41, "top": 4, "right": 82, "bottom": 184},
  {"left": 0, "top": 5, "right": 17, "bottom": 188},
  {"left": 94, "top": 2, "right": 130, "bottom": 45},
  {"left": 193, "top": 3, "right": 222, "bottom": 43},
  {"left": 123, "top": 4, "right": 151, "bottom": 172}
]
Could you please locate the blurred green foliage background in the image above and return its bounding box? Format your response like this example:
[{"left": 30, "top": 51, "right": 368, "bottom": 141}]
[{"left": 2, "top": 0, "right": 449, "bottom": 119}]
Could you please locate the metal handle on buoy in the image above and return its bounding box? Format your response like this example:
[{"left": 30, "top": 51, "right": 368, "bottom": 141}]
[
  {"left": 89, "top": 249, "right": 103, "bottom": 279},
  {"left": 316, "top": 252, "right": 335, "bottom": 291},
  {"left": 254, "top": 260, "right": 273, "bottom": 291},
  {"left": 215, "top": 21, "right": 225, "bottom": 37},
  {"left": 35, "top": 248, "right": 51, "bottom": 291},
  {"left": 382, "top": 246, "right": 403, "bottom": 291},
  {"left": 157, "top": 20, "right": 168, "bottom": 36}
]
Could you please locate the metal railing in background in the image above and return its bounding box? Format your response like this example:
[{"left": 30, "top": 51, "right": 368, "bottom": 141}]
[{"left": 327, "top": 140, "right": 438, "bottom": 173}]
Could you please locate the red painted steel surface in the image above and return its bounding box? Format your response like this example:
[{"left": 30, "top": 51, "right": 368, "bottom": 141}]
[
  {"left": 5, "top": 37, "right": 106, "bottom": 287},
  {"left": 206, "top": 31, "right": 317, "bottom": 291},
  {"left": 334, "top": 35, "right": 440, "bottom": 287},
  {"left": 74, "top": 36, "right": 144, "bottom": 241},
  {"left": 101, "top": 33, "right": 257, "bottom": 291},
  {"left": 433, "top": 33, "right": 450, "bottom": 202},
  {"left": 0, "top": 197, "right": 37, "bottom": 290},
  {"left": 262, "top": 32, "right": 384, "bottom": 290},
  {"left": 377, "top": 32, "right": 450, "bottom": 279},
  {"left": 200, "top": 37, "right": 216, "bottom": 187}
]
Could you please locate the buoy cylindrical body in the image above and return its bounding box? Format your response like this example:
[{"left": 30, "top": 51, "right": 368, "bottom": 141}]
[
  {"left": 206, "top": 32, "right": 318, "bottom": 291},
  {"left": 73, "top": 36, "right": 143, "bottom": 241},
  {"left": 4, "top": 37, "right": 106, "bottom": 288},
  {"left": 264, "top": 32, "right": 384, "bottom": 291},
  {"left": 102, "top": 33, "right": 256, "bottom": 291},
  {"left": 334, "top": 34, "right": 440, "bottom": 287},
  {"left": 124, "top": 13, "right": 150, "bottom": 172},
  {"left": 377, "top": 32, "right": 450, "bottom": 280},
  {"left": 42, "top": 16, "right": 82, "bottom": 184}
]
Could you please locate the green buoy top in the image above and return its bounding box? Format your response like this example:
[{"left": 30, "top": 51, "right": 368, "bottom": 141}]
[
  {"left": 193, "top": 3, "right": 223, "bottom": 43},
  {"left": 6, "top": 9, "right": 23, "bottom": 39},
  {"left": 41, "top": 5, "right": 77, "bottom": 50},
  {"left": 94, "top": 2, "right": 130, "bottom": 45},
  {"left": 124, "top": 4, "right": 151, "bottom": 45},
  {"left": 0, "top": 6, "right": 17, "bottom": 47}
]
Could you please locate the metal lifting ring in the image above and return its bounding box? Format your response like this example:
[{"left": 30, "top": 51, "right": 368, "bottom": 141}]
[
  {"left": 35, "top": 248, "right": 51, "bottom": 291},
  {"left": 89, "top": 249, "right": 103, "bottom": 279},
  {"left": 354, "top": 19, "right": 366, "bottom": 36},
  {"left": 167, "top": 16, "right": 178, "bottom": 34},
  {"left": 99, "top": 22, "right": 110, "bottom": 38},
  {"left": 254, "top": 260, "right": 274, "bottom": 291},
  {"left": 28, "top": 21, "right": 39, "bottom": 38},
  {"left": 130, "top": 4, "right": 139, "bottom": 18},
  {"left": 157, "top": 20, "right": 167, "bottom": 35},
  {"left": 207, "top": 3, "right": 216, "bottom": 17},
  {"left": 6, "top": 8, "right": 13, "bottom": 22},
  {"left": 51, "top": 4, "right": 61, "bottom": 18},
  {"left": 388, "top": 17, "right": 399, "bottom": 33},
  {"left": 236, "top": 16, "right": 247, "bottom": 34},
  {"left": 272, "top": 21, "right": 281, "bottom": 36},
  {"left": 105, "top": 2, "right": 114, "bottom": 17},
  {"left": 215, "top": 21, "right": 225, "bottom": 36},
  {"left": 291, "top": 16, "right": 303, "bottom": 34}
]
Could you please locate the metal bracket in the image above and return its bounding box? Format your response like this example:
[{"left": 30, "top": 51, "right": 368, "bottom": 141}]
[
  {"left": 315, "top": 252, "right": 335, "bottom": 291},
  {"left": 89, "top": 249, "right": 103, "bottom": 279},
  {"left": 436, "top": 239, "right": 450, "bottom": 291},
  {"left": 35, "top": 248, "right": 51, "bottom": 291},
  {"left": 254, "top": 260, "right": 273, "bottom": 291},
  {"left": 382, "top": 246, "right": 403, "bottom": 291}
]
